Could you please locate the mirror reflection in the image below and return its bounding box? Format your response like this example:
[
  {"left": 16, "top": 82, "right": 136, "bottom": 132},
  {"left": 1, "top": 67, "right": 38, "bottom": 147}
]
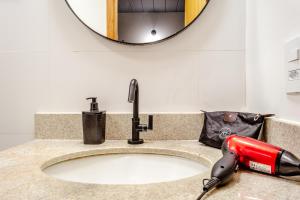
[{"left": 66, "top": 0, "right": 209, "bottom": 44}]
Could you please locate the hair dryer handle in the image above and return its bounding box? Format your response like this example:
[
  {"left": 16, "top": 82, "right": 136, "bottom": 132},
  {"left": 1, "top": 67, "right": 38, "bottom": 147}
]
[
  {"left": 211, "top": 151, "right": 239, "bottom": 185},
  {"left": 199, "top": 152, "right": 239, "bottom": 200}
]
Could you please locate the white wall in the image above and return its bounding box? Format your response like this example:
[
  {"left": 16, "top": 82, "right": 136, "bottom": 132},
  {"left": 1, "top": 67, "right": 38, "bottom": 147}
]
[
  {"left": 246, "top": 0, "right": 300, "bottom": 122},
  {"left": 0, "top": 0, "right": 246, "bottom": 149}
]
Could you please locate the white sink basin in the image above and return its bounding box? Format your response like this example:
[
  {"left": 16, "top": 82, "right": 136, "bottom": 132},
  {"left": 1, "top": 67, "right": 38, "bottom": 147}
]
[{"left": 43, "top": 153, "right": 208, "bottom": 185}]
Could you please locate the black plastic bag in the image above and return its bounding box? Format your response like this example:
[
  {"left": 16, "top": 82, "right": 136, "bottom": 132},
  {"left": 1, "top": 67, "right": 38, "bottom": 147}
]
[{"left": 199, "top": 111, "right": 273, "bottom": 149}]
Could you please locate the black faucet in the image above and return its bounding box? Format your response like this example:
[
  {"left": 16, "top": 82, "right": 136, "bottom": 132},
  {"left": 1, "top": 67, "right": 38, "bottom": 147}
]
[{"left": 128, "top": 79, "right": 153, "bottom": 144}]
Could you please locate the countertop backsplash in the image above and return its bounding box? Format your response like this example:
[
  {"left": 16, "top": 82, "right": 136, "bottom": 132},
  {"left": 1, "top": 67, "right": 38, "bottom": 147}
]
[
  {"left": 35, "top": 113, "right": 300, "bottom": 156},
  {"left": 35, "top": 113, "right": 204, "bottom": 140}
]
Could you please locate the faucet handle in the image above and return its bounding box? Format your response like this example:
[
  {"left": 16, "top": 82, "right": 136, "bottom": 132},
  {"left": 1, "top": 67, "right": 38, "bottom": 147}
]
[
  {"left": 148, "top": 115, "right": 153, "bottom": 130},
  {"left": 137, "top": 115, "right": 153, "bottom": 132}
]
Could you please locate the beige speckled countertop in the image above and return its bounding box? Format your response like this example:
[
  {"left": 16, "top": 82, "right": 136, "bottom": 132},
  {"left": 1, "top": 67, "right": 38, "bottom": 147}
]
[{"left": 0, "top": 140, "right": 299, "bottom": 200}]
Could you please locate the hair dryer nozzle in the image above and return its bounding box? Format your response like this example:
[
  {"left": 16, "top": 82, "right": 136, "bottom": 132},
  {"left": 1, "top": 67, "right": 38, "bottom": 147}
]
[{"left": 278, "top": 150, "right": 300, "bottom": 176}]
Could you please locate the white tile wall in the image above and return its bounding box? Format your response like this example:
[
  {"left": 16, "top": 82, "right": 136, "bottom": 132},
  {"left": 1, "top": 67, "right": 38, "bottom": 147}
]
[
  {"left": 0, "top": 0, "right": 246, "bottom": 149},
  {"left": 246, "top": 0, "right": 300, "bottom": 122}
]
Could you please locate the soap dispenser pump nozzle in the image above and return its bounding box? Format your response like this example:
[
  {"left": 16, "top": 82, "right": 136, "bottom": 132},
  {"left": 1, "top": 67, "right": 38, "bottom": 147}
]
[{"left": 86, "top": 97, "right": 99, "bottom": 112}]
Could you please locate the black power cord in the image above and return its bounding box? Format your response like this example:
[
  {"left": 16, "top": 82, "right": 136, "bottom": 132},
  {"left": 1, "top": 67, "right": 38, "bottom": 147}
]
[
  {"left": 196, "top": 191, "right": 207, "bottom": 200},
  {"left": 196, "top": 178, "right": 221, "bottom": 200}
]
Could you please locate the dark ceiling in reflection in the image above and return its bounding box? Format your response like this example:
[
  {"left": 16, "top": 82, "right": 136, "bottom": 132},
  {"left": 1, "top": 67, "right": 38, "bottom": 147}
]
[{"left": 119, "top": 0, "right": 185, "bottom": 13}]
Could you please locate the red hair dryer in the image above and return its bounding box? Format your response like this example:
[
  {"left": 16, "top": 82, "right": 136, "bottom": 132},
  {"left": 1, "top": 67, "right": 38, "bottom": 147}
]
[{"left": 197, "top": 135, "right": 300, "bottom": 199}]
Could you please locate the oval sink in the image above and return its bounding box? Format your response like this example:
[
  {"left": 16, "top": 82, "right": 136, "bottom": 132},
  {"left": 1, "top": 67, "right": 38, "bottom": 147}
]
[{"left": 43, "top": 153, "right": 209, "bottom": 185}]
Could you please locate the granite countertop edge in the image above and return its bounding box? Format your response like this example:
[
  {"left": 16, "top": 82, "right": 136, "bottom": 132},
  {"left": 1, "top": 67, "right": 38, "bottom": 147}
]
[{"left": 0, "top": 140, "right": 299, "bottom": 200}]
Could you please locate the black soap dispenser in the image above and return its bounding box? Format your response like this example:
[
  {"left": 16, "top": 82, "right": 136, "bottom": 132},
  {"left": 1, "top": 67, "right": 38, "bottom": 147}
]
[{"left": 82, "top": 97, "right": 106, "bottom": 144}]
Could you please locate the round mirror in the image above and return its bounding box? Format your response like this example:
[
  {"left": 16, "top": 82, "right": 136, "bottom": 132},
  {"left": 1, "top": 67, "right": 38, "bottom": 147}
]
[{"left": 65, "top": 0, "right": 210, "bottom": 45}]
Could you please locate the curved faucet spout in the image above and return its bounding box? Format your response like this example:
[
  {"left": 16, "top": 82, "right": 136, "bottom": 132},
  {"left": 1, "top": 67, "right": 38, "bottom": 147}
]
[
  {"left": 128, "top": 79, "right": 139, "bottom": 119},
  {"left": 128, "top": 79, "right": 138, "bottom": 103}
]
